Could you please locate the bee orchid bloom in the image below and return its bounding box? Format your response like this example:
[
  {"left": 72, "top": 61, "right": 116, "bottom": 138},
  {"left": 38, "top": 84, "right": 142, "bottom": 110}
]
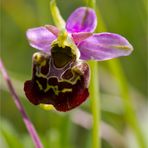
[{"left": 24, "top": 7, "right": 133, "bottom": 112}]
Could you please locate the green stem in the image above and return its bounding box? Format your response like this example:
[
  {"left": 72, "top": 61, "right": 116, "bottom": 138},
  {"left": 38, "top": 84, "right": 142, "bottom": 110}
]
[
  {"left": 87, "top": 0, "right": 96, "bottom": 9},
  {"left": 87, "top": 1, "right": 145, "bottom": 147},
  {"left": 89, "top": 61, "right": 101, "bottom": 148},
  {"left": 87, "top": 1, "right": 101, "bottom": 148},
  {"left": 50, "top": 0, "right": 65, "bottom": 29},
  {"left": 108, "top": 59, "right": 146, "bottom": 148}
]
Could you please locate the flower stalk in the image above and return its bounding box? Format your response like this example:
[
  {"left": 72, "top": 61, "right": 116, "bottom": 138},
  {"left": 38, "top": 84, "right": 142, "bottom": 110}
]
[
  {"left": 108, "top": 59, "right": 146, "bottom": 148},
  {"left": 88, "top": 1, "right": 101, "bottom": 148},
  {"left": 50, "top": 0, "right": 65, "bottom": 29},
  {"left": 91, "top": 2, "right": 146, "bottom": 147},
  {"left": 89, "top": 61, "right": 100, "bottom": 148},
  {"left": 0, "top": 58, "right": 43, "bottom": 148}
]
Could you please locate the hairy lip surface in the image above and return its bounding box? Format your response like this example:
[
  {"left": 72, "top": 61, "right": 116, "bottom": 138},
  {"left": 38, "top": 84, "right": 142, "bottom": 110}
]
[{"left": 24, "top": 52, "right": 90, "bottom": 112}]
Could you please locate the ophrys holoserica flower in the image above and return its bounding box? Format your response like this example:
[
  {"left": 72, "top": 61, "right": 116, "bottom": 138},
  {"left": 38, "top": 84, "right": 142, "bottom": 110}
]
[{"left": 24, "top": 7, "right": 133, "bottom": 111}]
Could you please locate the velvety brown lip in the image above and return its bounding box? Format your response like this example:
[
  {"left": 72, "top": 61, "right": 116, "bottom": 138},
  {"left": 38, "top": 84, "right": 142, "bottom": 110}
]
[{"left": 24, "top": 52, "right": 90, "bottom": 112}]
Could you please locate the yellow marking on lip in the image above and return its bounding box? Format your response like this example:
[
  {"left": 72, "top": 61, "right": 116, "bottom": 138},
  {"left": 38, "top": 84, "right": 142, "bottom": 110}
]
[
  {"left": 48, "top": 75, "right": 81, "bottom": 85},
  {"left": 33, "top": 52, "right": 47, "bottom": 66},
  {"left": 36, "top": 80, "right": 43, "bottom": 90},
  {"left": 45, "top": 85, "right": 59, "bottom": 95},
  {"left": 40, "top": 60, "right": 46, "bottom": 67},
  {"left": 39, "top": 104, "right": 55, "bottom": 111},
  {"left": 36, "top": 73, "right": 47, "bottom": 78},
  {"left": 44, "top": 84, "right": 72, "bottom": 95},
  {"left": 35, "top": 66, "right": 48, "bottom": 79},
  {"left": 61, "top": 88, "right": 72, "bottom": 93}
]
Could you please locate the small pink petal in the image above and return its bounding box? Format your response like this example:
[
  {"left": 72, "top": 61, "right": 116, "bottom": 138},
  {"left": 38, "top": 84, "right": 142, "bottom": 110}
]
[
  {"left": 45, "top": 25, "right": 60, "bottom": 37},
  {"left": 72, "top": 32, "right": 93, "bottom": 44}
]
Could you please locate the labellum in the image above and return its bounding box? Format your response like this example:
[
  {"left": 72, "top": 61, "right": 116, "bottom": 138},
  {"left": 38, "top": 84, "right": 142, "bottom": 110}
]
[{"left": 24, "top": 42, "right": 90, "bottom": 112}]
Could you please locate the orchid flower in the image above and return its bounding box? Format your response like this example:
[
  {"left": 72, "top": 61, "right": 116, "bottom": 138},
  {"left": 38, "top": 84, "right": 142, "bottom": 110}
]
[{"left": 24, "top": 7, "right": 133, "bottom": 112}]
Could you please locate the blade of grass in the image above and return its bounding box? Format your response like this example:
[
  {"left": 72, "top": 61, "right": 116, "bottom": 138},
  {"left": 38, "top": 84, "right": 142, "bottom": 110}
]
[
  {"left": 108, "top": 59, "right": 146, "bottom": 148},
  {"left": 86, "top": 1, "right": 146, "bottom": 147}
]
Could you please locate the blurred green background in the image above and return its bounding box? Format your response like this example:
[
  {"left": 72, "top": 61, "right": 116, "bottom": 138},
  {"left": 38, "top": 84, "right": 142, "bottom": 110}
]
[{"left": 0, "top": 0, "right": 147, "bottom": 148}]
